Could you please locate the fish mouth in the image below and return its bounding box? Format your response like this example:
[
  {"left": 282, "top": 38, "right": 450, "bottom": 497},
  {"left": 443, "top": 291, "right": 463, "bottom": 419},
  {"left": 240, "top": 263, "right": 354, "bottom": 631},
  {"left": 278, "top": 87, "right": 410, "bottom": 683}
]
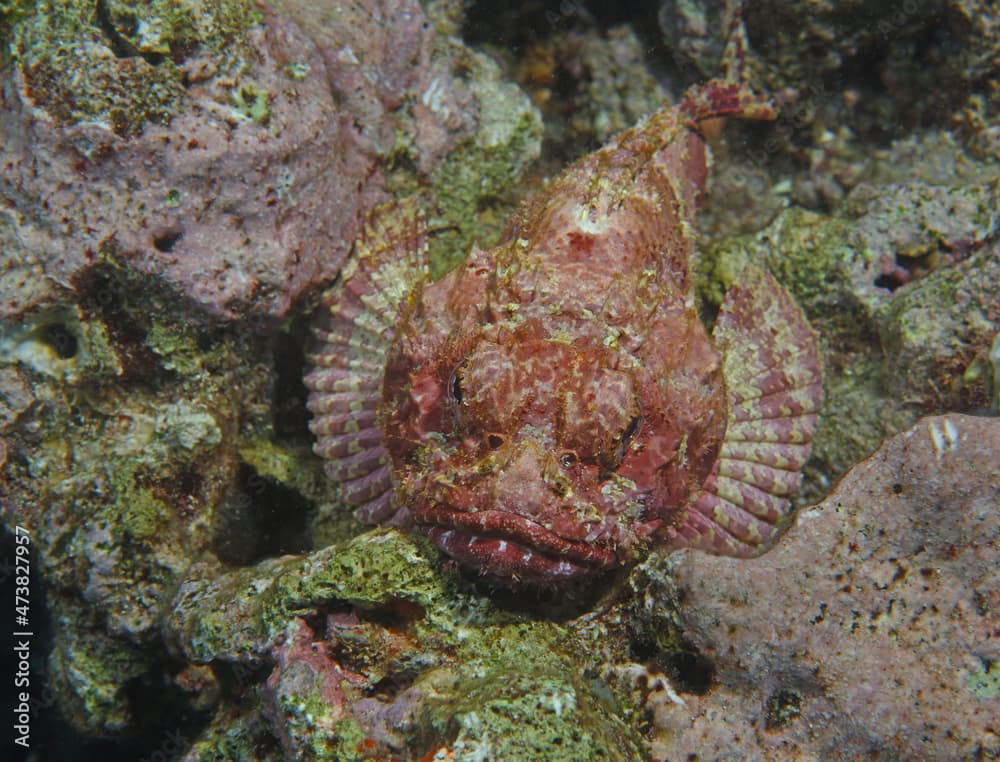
[{"left": 412, "top": 506, "right": 619, "bottom": 583}]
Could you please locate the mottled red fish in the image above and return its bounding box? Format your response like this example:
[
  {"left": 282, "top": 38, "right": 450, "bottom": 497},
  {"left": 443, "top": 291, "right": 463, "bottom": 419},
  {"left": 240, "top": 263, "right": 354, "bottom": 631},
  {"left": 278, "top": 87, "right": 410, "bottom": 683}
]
[{"left": 304, "top": 79, "right": 822, "bottom": 586}]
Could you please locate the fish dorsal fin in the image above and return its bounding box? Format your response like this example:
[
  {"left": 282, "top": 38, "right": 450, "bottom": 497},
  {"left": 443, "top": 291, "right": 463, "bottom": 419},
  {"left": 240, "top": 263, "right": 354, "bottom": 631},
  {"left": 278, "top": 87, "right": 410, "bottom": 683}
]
[
  {"left": 669, "top": 265, "right": 823, "bottom": 556},
  {"left": 679, "top": 3, "right": 776, "bottom": 127},
  {"left": 304, "top": 199, "right": 429, "bottom": 525},
  {"left": 720, "top": 0, "right": 751, "bottom": 85}
]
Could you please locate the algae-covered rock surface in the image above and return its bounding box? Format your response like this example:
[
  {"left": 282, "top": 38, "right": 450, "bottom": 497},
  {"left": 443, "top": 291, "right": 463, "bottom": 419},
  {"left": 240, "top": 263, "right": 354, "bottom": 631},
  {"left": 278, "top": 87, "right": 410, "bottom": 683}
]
[
  {"left": 1, "top": 0, "right": 998, "bottom": 760},
  {"left": 165, "top": 530, "right": 647, "bottom": 760},
  {"left": 698, "top": 174, "right": 999, "bottom": 500}
]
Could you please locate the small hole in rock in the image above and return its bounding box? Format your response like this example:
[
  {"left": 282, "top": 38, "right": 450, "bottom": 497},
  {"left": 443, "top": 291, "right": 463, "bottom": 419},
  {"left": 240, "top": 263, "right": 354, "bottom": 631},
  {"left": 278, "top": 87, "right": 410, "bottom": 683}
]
[
  {"left": 664, "top": 650, "right": 715, "bottom": 695},
  {"left": 874, "top": 272, "right": 907, "bottom": 291},
  {"left": 153, "top": 230, "right": 183, "bottom": 253},
  {"left": 39, "top": 323, "right": 78, "bottom": 359}
]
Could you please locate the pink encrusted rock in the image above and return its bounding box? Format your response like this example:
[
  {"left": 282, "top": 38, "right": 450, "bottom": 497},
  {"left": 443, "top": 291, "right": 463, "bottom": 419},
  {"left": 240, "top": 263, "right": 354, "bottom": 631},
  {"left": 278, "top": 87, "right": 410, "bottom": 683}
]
[
  {"left": 652, "top": 414, "right": 1000, "bottom": 760},
  {"left": 0, "top": 0, "right": 500, "bottom": 322},
  {"left": 261, "top": 617, "right": 362, "bottom": 758},
  {"left": 1, "top": 7, "right": 371, "bottom": 321},
  {"left": 272, "top": 0, "right": 481, "bottom": 174}
]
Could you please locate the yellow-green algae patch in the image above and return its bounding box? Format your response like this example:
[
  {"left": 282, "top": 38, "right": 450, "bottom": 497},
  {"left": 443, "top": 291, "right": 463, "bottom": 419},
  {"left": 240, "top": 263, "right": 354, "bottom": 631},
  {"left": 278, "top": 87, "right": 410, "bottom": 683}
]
[
  {"left": 966, "top": 660, "right": 1000, "bottom": 699},
  {"left": 10, "top": 0, "right": 262, "bottom": 136},
  {"left": 167, "top": 529, "right": 647, "bottom": 759},
  {"left": 385, "top": 43, "right": 543, "bottom": 280}
]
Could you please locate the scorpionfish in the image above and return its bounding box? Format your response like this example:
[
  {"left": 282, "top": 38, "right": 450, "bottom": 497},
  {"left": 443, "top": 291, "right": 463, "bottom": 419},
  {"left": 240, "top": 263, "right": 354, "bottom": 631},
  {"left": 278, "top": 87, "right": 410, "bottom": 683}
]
[{"left": 304, "top": 79, "right": 823, "bottom": 586}]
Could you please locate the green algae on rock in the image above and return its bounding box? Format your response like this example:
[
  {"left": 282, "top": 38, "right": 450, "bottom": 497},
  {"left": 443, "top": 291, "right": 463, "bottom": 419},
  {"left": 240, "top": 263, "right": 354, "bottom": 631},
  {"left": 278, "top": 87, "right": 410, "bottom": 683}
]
[
  {"left": 11, "top": 0, "right": 262, "bottom": 136},
  {"left": 164, "top": 528, "right": 648, "bottom": 759},
  {"left": 879, "top": 243, "right": 1000, "bottom": 413},
  {"left": 418, "top": 651, "right": 645, "bottom": 761},
  {"left": 48, "top": 600, "right": 154, "bottom": 736},
  {"left": 167, "top": 530, "right": 495, "bottom": 665},
  {"left": 390, "top": 41, "right": 543, "bottom": 280},
  {"left": 697, "top": 177, "right": 1000, "bottom": 497},
  {"left": 700, "top": 179, "right": 999, "bottom": 342},
  {"left": 0, "top": 259, "right": 283, "bottom": 738},
  {"left": 698, "top": 209, "right": 862, "bottom": 338}
]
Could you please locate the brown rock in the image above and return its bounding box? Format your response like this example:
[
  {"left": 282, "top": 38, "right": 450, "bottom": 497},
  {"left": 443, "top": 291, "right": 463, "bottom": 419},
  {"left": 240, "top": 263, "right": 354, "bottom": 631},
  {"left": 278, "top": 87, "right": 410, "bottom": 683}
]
[{"left": 654, "top": 413, "right": 1000, "bottom": 760}]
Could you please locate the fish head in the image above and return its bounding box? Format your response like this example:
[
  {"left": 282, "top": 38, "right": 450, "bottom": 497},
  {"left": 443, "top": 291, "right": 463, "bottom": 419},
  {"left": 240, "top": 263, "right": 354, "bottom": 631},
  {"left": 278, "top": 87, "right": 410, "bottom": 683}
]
[{"left": 386, "top": 315, "right": 702, "bottom": 584}]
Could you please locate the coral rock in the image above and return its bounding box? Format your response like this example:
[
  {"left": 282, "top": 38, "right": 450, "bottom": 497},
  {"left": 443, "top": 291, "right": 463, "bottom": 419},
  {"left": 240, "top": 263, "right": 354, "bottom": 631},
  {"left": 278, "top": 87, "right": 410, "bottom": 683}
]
[
  {"left": 0, "top": 0, "right": 539, "bottom": 321},
  {"left": 655, "top": 413, "right": 1000, "bottom": 759}
]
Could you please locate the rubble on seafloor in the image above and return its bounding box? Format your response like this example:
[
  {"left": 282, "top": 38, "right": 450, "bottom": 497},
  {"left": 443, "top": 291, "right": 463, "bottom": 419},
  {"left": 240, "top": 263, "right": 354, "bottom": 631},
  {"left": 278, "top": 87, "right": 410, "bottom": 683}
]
[{"left": 0, "top": 0, "right": 997, "bottom": 759}]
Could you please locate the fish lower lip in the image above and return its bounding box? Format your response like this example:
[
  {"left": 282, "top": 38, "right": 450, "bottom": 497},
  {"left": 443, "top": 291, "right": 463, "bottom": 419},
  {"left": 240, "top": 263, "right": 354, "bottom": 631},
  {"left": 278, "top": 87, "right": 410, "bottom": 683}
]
[{"left": 412, "top": 507, "right": 618, "bottom": 570}]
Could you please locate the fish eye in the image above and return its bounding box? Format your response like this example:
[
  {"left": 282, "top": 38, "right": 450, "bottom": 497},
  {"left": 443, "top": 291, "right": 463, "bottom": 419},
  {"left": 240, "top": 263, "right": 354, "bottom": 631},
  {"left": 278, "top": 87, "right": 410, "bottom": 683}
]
[
  {"left": 487, "top": 433, "right": 505, "bottom": 450},
  {"left": 449, "top": 366, "right": 463, "bottom": 403},
  {"left": 621, "top": 416, "right": 640, "bottom": 447},
  {"left": 607, "top": 416, "right": 641, "bottom": 469},
  {"left": 559, "top": 451, "right": 578, "bottom": 468}
]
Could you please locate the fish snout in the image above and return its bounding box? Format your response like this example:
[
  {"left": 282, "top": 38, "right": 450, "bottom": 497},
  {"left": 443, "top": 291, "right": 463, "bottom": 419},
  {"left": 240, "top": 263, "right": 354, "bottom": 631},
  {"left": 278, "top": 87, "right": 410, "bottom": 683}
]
[{"left": 489, "top": 438, "right": 570, "bottom": 515}]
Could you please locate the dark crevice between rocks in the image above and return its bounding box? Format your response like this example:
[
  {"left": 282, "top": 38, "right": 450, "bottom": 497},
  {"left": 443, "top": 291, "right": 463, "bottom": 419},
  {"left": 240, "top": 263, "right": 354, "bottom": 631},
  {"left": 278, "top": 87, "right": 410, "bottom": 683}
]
[
  {"left": 74, "top": 264, "right": 173, "bottom": 386},
  {"left": 747, "top": 6, "right": 963, "bottom": 142},
  {"left": 119, "top": 665, "right": 213, "bottom": 757},
  {"left": 470, "top": 562, "right": 632, "bottom": 620},
  {"left": 272, "top": 315, "right": 311, "bottom": 442},
  {"left": 663, "top": 649, "right": 715, "bottom": 694},
  {"left": 629, "top": 625, "right": 715, "bottom": 696},
  {"left": 212, "top": 463, "right": 313, "bottom": 566},
  {"left": 464, "top": 0, "right": 664, "bottom": 55},
  {"left": 213, "top": 658, "right": 275, "bottom": 699}
]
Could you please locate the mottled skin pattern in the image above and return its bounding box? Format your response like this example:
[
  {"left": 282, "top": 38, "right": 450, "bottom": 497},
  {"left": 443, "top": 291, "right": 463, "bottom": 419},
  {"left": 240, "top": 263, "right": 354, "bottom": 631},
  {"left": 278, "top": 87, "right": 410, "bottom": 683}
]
[{"left": 305, "top": 80, "right": 823, "bottom": 586}]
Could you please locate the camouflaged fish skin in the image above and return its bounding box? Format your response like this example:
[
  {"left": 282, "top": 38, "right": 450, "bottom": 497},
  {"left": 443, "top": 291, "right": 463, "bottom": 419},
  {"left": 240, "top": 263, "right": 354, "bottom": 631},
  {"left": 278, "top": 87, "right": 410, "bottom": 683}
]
[{"left": 304, "top": 79, "right": 823, "bottom": 586}]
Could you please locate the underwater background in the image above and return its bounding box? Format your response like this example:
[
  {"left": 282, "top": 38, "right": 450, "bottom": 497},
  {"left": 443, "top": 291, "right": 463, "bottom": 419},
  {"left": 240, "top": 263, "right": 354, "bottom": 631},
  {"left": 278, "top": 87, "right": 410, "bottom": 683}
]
[{"left": 0, "top": 0, "right": 998, "bottom": 759}]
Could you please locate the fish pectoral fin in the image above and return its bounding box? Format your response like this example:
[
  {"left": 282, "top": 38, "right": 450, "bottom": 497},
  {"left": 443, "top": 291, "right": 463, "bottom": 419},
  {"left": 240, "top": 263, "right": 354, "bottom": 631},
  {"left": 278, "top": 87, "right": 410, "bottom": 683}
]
[
  {"left": 304, "top": 198, "right": 429, "bottom": 525},
  {"left": 670, "top": 265, "right": 823, "bottom": 557}
]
